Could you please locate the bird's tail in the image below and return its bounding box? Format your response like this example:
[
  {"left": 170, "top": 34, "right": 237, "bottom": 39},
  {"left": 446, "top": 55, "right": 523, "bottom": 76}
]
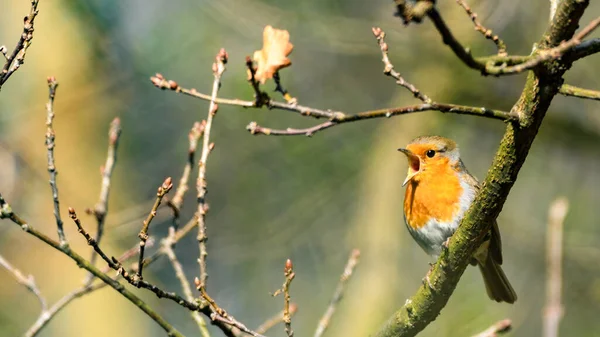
[{"left": 478, "top": 253, "right": 517, "bottom": 304}]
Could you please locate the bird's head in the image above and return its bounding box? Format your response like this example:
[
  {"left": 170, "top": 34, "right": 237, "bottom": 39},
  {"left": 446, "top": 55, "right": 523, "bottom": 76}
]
[{"left": 398, "top": 136, "right": 461, "bottom": 186}]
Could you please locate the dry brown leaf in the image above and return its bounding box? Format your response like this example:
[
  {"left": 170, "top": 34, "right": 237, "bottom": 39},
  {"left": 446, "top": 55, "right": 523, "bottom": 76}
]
[{"left": 253, "top": 25, "right": 294, "bottom": 84}]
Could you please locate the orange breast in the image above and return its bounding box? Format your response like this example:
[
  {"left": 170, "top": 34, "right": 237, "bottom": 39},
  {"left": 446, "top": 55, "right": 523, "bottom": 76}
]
[{"left": 404, "top": 161, "right": 462, "bottom": 230}]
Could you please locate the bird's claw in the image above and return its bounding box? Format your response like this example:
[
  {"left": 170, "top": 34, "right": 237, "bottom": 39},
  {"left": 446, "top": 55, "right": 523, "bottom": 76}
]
[
  {"left": 422, "top": 262, "right": 435, "bottom": 289},
  {"left": 442, "top": 237, "right": 451, "bottom": 250}
]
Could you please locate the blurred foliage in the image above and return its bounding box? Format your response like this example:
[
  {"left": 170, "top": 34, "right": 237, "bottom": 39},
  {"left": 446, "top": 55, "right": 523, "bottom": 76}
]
[{"left": 1, "top": 0, "right": 600, "bottom": 336}]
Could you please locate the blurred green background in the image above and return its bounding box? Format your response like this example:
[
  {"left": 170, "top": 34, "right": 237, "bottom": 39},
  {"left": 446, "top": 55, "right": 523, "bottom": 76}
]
[{"left": 1, "top": 0, "right": 600, "bottom": 336}]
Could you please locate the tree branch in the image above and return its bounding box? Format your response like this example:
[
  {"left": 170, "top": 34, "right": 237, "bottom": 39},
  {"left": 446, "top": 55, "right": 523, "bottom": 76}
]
[
  {"left": 423, "top": 6, "right": 600, "bottom": 76},
  {"left": 559, "top": 84, "right": 600, "bottom": 100},
  {"left": 0, "top": 195, "right": 184, "bottom": 337},
  {"left": 543, "top": 198, "right": 569, "bottom": 337},
  {"left": 167, "top": 121, "right": 205, "bottom": 230},
  {"left": 163, "top": 227, "right": 211, "bottom": 337},
  {"left": 272, "top": 259, "right": 295, "bottom": 337},
  {"left": 24, "top": 238, "right": 154, "bottom": 336},
  {"left": 484, "top": 16, "right": 600, "bottom": 75},
  {"left": 197, "top": 48, "right": 228, "bottom": 291},
  {"left": 86, "top": 117, "right": 122, "bottom": 282},
  {"left": 566, "top": 38, "right": 600, "bottom": 61},
  {"left": 374, "top": 1, "right": 590, "bottom": 336},
  {"left": 0, "top": 0, "right": 39, "bottom": 89},
  {"left": 135, "top": 178, "right": 173, "bottom": 284},
  {"left": 247, "top": 102, "right": 517, "bottom": 137},
  {"left": 0, "top": 254, "right": 47, "bottom": 312},
  {"left": 372, "top": 27, "right": 432, "bottom": 103},
  {"left": 455, "top": 0, "right": 507, "bottom": 55},
  {"left": 44, "top": 77, "right": 67, "bottom": 246},
  {"left": 255, "top": 304, "right": 298, "bottom": 335},
  {"left": 314, "top": 249, "right": 360, "bottom": 337}
]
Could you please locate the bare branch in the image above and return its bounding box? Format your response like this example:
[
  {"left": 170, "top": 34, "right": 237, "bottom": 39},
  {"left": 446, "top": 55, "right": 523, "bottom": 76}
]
[
  {"left": 135, "top": 177, "right": 173, "bottom": 284},
  {"left": 256, "top": 304, "right": 298, "bottom": 335},
  {"left": 0, "top": 195, "right": 184, "bottom": 337},
  {"left": 44, "top": 77, "right": 67, "bottom": 246},
  {"left": 567, "top": 38, "right": 600, "bottom": 60},
  {"left": 423, "top": 7, "right": 599, "bottom": 76},
  {"left": 24, "top": 238, "right": 155, "bottom": 336},
  {"left": 559, "top": 84, "right": 600, "bottom": 101},
  {"left": 472, "top": 319, "right": 512, "bottom": 337},
  {"left": 163, "top": 228, "right": 211, "bottom": 337},
  {"left": 0, "top": 0, "right": 39, "bottom": 89},
  {"left": 425, "top": 7, "right": 489, "bottom": 73},
  {"left": 273, "top": 71, "right": 297, "bottom": 104},
  {"left": 197, "top": 48, "right": 228, "bottom": 291},
  {"left": 372, "top": 27, "right": 432, "bottom": 103},
  {"left": 272, "top": 259, "right": 295, "bottom": 337},
  {"left": 314, "top": 249, "right": 360, "bottom": 337},
  {"left": 196, "top": 278, "right": 265, "bottom": 337},
  {"left": 455, "top": 0, "right": 507, "bottom": 55},
  {"left": 86, "top": 117, "right": 122, "bottom": 280},
  {"left": 543, "top": 198, "right": 569, "bottom": 337},
  {"left": 484, "top": 16, "right": 600, "bottom": 75},
  {"left": 247, "top": 102, "right": 517, "bottom": 137},
  {"left": 0, "top": 254, "right": 47, "bottom": 312},
  {"left": 152, "top": 73, "right": 254, "bottom": 107},
  {"left": 154, "top": 72, "right": 516, "bottom": 138},
  {"left": 167, "top": 121, "right": 205, "bottom": 230}
]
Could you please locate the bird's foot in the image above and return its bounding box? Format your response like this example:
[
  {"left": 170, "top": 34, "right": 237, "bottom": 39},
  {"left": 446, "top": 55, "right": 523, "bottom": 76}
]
[
  {"left": 442, "top": 237, "right": 451, "bottom": 251},
  {"left": 422, "top": 262, "right": 435, "bottom": 289}
]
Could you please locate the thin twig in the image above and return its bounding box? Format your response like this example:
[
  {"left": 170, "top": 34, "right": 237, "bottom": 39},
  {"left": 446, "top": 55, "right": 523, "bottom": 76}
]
[
  {"left": 0, "top": 254, "right": 47, "bottom": 311},
  {"left": 567, "top": 38, "right": 600, "bottom": 61},
  {"left": 24, "top": 238, "right": 155, "bottom": 336},
  {"left": 471, "top": 319, "right": 512, "bottom": 337},
  {"left": 426, "top": 7, "right": 488, "bottom": 73},
  {"left": 135, "top": 177, "right": 173, "bottom": 284},
  {"left": 196, "top": 279, "right": 265, "bottom": 337},
  {"left": 247, "top": 102, "right": 517, "bottom": 137},
  {"left": 86, "top": 117, "right": 122, "bottom": 281},
  {"left": 484, "top": 16, "right": 600, "bottom": 75},
  {"left": 273, "top": 71, "right": 297, "bottom": 104},
  {"left": 256, "top": 304, "right": 298, "bottom": 335},
  {"left": 245, "top": 56, "right": 270, "bottom": 107},
  {"left": 163, "top": 227, "right": 211, "bottom": 337},
  {"left": 152, "top": 73, "right": 255, "bottom": 107},
  {"left": 69, "top": 207, "right": 205, "bottom": 311},
  {"left": 167, "top": 121, "right": 205, "bottom": 230},
  {"left": 425, "top": 8, "right": 600, "bottom": 75},
  {"left": 314, "top": 249, "right": 361, "bottom": 337},
  {"left": 455, "top": 0, "right": 507, "bottom": 55},
  {"left": 197, "top": 48, "right": 228, "bottom": 291},
  {"left": 0, "top": 0, "right": 39, "bottom": 89},
  {"left": 558, "top": 84, "right": 600, "bottom": 101},
  {"left": 0, "top": 195, "right": 184, "bottom": 337},
  {"left": 44, "top": 76, "right": 67, "bottom": 246},
  {"left": 543, "top": 198, "right": 569, "bottom": 337},
  {"left": 371, "top": 28, "right": 432, "bottom": 103},
  {"left": 154, "top": 75, "right": 516, "bottom": 138},
  {"left": 272, "top": 259, "right": 295, "bottom": 337}
]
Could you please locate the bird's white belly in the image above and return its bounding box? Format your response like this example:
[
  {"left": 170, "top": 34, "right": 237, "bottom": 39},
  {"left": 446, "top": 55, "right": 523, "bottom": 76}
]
[{"left": 406, "top": 217, "right": 458, "bottom": 258}]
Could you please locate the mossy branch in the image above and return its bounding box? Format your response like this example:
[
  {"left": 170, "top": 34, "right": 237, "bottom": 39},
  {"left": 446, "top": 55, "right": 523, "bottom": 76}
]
[{"left": 374, "top": 1, "right": 590, "bottom": 336}]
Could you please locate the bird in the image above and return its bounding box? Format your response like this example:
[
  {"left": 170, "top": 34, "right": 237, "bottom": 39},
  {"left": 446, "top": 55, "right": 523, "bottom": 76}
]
[{"left": 398, "top": 135, "right": 517, "bottom": 303}]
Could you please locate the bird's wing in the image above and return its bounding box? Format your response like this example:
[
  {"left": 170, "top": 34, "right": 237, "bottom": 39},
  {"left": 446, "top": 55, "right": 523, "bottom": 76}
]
[{"left": 461, "top": 169, "right": 504, "bottom": 265}]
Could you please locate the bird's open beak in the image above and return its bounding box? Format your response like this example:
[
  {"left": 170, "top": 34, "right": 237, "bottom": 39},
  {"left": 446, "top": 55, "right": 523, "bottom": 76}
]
[{"left": 398, "top": 148, "right": 421, "bottom": 186}]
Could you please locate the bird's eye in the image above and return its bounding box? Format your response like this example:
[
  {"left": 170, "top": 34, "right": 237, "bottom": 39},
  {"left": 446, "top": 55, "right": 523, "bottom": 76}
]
[{"left": 426, "top": 150, "right": 436, "bottom": 158}]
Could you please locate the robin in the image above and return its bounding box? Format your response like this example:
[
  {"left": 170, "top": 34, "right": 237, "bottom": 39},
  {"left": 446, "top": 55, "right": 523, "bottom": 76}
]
[{"left": 398, "top": 135, "right": 517, "bottom": 303}]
